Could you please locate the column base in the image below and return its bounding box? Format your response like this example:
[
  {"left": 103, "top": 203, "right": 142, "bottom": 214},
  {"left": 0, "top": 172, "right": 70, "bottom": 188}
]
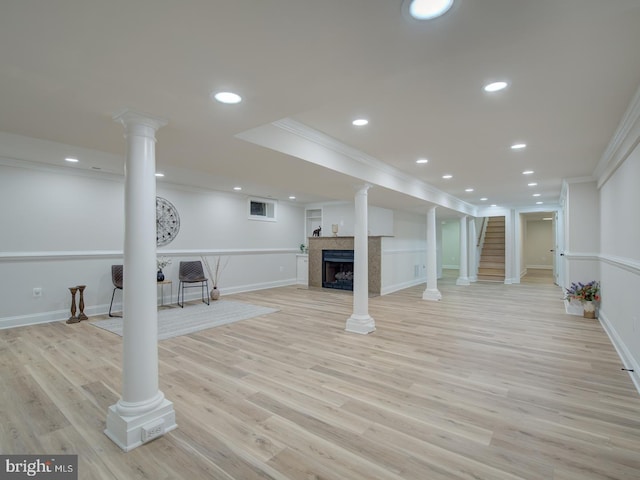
[
  {"left": 456, "top": 277, "right": 470, "bottom": 286},
  {"left": 422, "top": 288, "right": 442, "bottom": 301},
  {"left": 345, "top": 314, "right": 376, "bottom": 334},
  {"left": 469, "top": 275, "right": 478, "bottom": 282},
  {"left": 105, "top": 397, "right": 176, "bottom": 452}
]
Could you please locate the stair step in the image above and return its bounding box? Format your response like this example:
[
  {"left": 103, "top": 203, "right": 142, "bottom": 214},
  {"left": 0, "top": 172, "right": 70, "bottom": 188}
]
[
  {"left": 478, "top": 268, "right": 505, "bottom": 275},
  {"left": 481, "top": 252, "right": 504, "bottom": 258},
  {"left": 479, "top": 262, "right": 505, "bottom": 269},
  {"left": 477, "top": 275, "right": 505, "bottom": 282}
]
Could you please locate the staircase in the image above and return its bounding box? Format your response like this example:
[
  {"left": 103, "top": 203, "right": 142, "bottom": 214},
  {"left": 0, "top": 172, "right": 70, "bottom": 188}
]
[{"left": 478, "top": 216, "right": 505, "bottom": 282}]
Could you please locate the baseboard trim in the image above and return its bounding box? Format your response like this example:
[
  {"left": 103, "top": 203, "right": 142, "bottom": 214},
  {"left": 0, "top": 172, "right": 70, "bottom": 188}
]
[
  {"left": 598, "top": 308, "right": 640, "bottom": 396},
  {"left": 0, "top": 279, "right": 298, "bottom": 330}
]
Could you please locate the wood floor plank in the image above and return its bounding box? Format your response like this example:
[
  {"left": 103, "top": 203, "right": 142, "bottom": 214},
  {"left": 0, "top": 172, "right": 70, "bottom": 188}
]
[{"left": 2, "top": 270, "right": 640, "bottom": 479}]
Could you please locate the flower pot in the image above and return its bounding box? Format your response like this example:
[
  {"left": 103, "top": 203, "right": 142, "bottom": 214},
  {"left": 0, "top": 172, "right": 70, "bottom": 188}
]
[
  {"left": 210, "top": 287, "right": 220, "bottom": 301},
  {"left": 583, "top": 301, "right": 596, "bottom": 319}
]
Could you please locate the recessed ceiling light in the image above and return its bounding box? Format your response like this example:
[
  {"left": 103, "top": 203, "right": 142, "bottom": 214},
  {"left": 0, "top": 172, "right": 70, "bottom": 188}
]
[
  {"left": 532, "top": 193, "right": 541, "bottom": 197},
  {"left": 233, "top": 186, "right": 242, "bottom": 191},
  {"left": 511, "top": 143, "right": 527, "bottom": 150},
  {"left": 480, "top": 197, "right": 488, "bottom": 201},
  {"left": 442, "top": 174, "right": 453, "bottom": 179},
  {"left": 522, "top": 170, "right": 534, "bottom": 175},
  {"left": 155, "top": 172, "right": 165, "bottom": 177},
  {"left": 465, "top": 188, "right": 474, "bottom": 192},
  {"left": 407, "top": 0, "right": 454, "bottom": 20},
  {"left": 536, "top": 201, "right": 543, "bottom": 205},
  {"left": 484, "top": 81, "right": 508, "bottom": 92},
  {"left": 212, "top": 91, "right": 242, "bottom": 104},
  {"left": 65, "top": 157, "right": 79, "bottom": 163},
  {"left": 352, "top": 118, "right": 369, "bottom": 126},
  {"left": 288, "top": 196, "right": 296, "bottom": 200},
  {"left": 528, "top": 182, "right": 538, "bottom": 186},
  {"left": 490, "top": 204, "right": 497, "bottom": 207},
  {"left": 416, "top": 158, "right": 428, "bottom": 164}
]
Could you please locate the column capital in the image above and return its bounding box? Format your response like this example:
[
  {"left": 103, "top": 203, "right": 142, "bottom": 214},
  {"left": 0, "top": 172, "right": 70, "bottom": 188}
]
[
  {"left": 113, "top": 109, "right": 168, "bottom": 132},
  {"left": 354, "top": 183, "right": 372, "bottom": 194}
]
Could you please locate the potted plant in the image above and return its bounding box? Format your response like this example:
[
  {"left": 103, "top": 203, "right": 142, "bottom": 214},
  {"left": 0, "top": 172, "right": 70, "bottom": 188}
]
[
  {"left": 202, "top": 255, "right": 229, "bottom": 300},
  {"left": 564, "top": 281, "right": 600, "bottom": 318},
  {"left": 156, "top": 256, "right": 172, "bottom": 282}
]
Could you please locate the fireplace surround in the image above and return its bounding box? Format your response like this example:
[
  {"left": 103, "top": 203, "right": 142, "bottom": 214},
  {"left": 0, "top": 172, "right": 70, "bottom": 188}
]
[{"left": 307, "top": 236, "right": 382, "bottom": 295}]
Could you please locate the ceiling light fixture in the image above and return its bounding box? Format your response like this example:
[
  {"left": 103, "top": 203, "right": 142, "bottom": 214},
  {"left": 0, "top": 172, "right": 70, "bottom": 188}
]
[
  {"left": 416, "top": 158, "right": 428, "bottom": 164},
  {"left": 511, "top": 143, "right": 526, "bottom": 150},
  {"left": 490, "top": 204, "right": 497, "bottom": 207},
  {"left": 536, "top": 201, "right": 544, "bottom": 205},
  {"left": 484, "top": 81, "right": 508, "bottom": 92},
  {"left": 65, "top": 157, "right": 79, "bottom": 163},
  {"left": 522, "top": 170, "right": 534, "bottom": 175},
  {"left": 212, "top": 91, "right": 242, "bottom": 104},
  {"left": 532, "top": 193, "right": 541, "bottom": 197},
  {"left": 155, "top": 172, "right": 165, "bottom": 177},
  {"left": 289, "top": 196, "right": 296, "bottom": 200},
  {"left": 480, "top": 197, "right": 488, "bottom": 201},
  {"left": 352, "top": 118, "right": 369, "bottom": 126},
  {"left": 528, "top": 182, "right": 538, "bottom": 186},
  {"left": 465, "top": 188, "right": 474, "bottom": 192},
  {"left": 442, "top": 174, "right": 453, "bottom": 179},
  {"left": 233, "top": 186, "right": 242, "bottom": 191},
  {"left": 407, "top": 0, "right": 454, "bottom": 20}
]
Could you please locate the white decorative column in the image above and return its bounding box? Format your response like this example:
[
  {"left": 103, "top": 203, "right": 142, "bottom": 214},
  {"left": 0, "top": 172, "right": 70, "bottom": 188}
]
[
  {"left": 346, "top": 184, "right": 376, "bottom": 334},
  {"left": 468, "top": 216, "right": 478, "bottom": 282},
  {"left": 456, "top": 215, "right": 470, "bottom": 286},
  {"left": 423, "top": 206, "right": 442, "bottom": 301},
  {"left": 105, "top": 110, "right": 176, "bottom": 452}
]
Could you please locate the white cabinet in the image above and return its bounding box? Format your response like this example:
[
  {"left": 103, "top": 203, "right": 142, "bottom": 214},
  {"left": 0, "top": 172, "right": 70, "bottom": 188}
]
[{"left": 296, "top": 254, "right": 309, "bottom": 285}]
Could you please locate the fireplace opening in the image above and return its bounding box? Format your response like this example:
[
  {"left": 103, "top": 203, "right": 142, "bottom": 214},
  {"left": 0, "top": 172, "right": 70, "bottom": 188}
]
[{"left": 322, "top": 249, "right": 354, "bottom": 291}]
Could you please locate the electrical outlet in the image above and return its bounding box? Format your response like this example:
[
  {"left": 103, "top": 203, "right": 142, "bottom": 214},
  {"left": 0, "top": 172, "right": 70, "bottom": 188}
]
[
  {"left": 141, "top": 420, "right": 165, "bottom": 443},
  {"left": 33, "top": 288, "right": 42, "bottom": 297}
]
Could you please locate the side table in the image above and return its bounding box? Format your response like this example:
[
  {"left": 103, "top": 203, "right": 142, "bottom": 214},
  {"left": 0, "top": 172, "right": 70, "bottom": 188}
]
[{"left": 157, "top": 280, "right": 172, "bottom": 306}]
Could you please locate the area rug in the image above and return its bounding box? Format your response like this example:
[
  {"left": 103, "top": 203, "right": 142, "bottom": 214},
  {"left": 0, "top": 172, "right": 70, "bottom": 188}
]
[{"left": 90, "top": 300, "right": 278, "bottom": 340}]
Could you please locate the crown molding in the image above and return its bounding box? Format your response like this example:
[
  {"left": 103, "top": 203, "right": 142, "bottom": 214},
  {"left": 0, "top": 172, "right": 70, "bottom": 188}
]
[{"left": 594, "top": 84, "right": 640, "bottom": 189}]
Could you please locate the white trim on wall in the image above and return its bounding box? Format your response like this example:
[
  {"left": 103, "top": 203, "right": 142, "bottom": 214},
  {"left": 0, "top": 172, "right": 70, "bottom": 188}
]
[{"left": 599, "top": 310, "right": 640, "bottom": 395}]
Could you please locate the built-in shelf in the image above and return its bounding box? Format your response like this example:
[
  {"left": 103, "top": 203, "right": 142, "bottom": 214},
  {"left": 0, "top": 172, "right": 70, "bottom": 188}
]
[{"left": 305, "top": 208, "right": 322, "bottom": 238}]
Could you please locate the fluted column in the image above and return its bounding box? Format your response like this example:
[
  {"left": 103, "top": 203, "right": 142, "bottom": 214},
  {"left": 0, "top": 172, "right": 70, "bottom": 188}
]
[
  {"left": 423, "top": 206, "right": 442, "bottom": 301},
  {"left": 468, "top": 217, "right": 478, "bottom": 282},
  {"left": 456, "top": 215, "right": 470, "bottom": 285},
  {"left": 105, "top": 110, "right": 176, "bottom": 451},
  {"left": 346, "top": 184, "right": 375, "bottom": 334}
]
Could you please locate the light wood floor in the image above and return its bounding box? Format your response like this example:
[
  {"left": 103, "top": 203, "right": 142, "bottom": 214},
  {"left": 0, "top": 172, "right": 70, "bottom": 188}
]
[{"left": 2, "top": 272, "right": 639, "bottom": 479}]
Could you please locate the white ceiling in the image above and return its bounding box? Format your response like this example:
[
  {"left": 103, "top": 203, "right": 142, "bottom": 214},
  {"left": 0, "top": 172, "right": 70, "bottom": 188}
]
[{"left": 1, "top": 0, "right": 639, "bottom": 217}]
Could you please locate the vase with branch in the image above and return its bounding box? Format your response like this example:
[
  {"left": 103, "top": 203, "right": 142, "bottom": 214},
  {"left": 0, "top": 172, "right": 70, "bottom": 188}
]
[{"left": 202, "top": 255, "right": 229, "bottom": 300}]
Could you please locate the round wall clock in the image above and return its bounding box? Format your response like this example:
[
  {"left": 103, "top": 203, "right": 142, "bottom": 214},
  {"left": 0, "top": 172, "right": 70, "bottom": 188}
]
[{"left": 156, "top": 196, "right": 180, "bottom": 246}]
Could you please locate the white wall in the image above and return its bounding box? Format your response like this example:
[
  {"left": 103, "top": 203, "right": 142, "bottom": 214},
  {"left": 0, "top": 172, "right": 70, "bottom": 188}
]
[
  {"left": 381, "top": 211, "right": 426, "bottom": 294},
  {"left": 563, "top": 181, "right": 600, "bottom": 283},
  {"left": 598, "top": 140, "right": 640, "bottom": 390},
  {"left": 441, "top": 220, "right": 459, "bottom": 269},
  {"left": 0, "top": 162, "right": 304, "bottom": 328},
  {"left": 320, "top": 202, "right": 394, "bottom": 237},
  {"left": 525, "top": 220, "right": 553, "bottom": 269}
]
